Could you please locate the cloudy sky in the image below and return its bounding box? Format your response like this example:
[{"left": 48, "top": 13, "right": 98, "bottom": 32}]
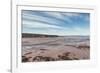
[{"left": 22, "top": 10, "right": 90, "bottom": 36}]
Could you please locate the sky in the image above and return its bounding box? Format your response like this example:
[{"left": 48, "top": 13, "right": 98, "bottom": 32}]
[{"left": 22, "top": 10, "right": 90, "bottom": 36}]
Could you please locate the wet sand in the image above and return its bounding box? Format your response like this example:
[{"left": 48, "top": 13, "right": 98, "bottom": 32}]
[{"left": 22, "top": 36, "right": 90, "bottom": 62}]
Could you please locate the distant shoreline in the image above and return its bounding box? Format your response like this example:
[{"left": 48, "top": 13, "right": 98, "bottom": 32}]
[
  {"left": 22, "top": 33, "right": 59, "bottom": 38},
  {"left": 22, "top": 33, "right": 89, "bottom": 38}
]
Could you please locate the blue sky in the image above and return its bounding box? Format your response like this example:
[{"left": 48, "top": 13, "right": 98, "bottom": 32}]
[{"left": 22, "top": 10, "right": 90, "bottom": 36}]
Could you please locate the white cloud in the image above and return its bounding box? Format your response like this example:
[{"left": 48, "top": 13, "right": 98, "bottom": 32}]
[
  {"left": 44, "top": 12, "right": 72, "bottom": 22},
  {"left": 22, "top": 11, "right": 73, "bottom": 24},
  {"left": 22, "top": 13, "right": 64, "bottom": 26},
  {"left": 72, "top": 27, "right": 90, "bottom": 35},
  {"left": 43, "top": 12, "right": 63, "bottom": 19},
  {"left": 62, "top": 13, "right": 80, "bottom": 17},
  {"left": 23, "top": 20, "right": 63, "bottom": 29}
]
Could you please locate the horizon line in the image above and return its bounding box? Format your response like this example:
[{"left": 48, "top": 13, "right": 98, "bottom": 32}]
[{"left": 22, "top": 32, "right": 90, "bottom": 36}]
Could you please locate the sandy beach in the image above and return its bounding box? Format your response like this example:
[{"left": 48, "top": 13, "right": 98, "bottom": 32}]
[{"left": 22, "top": 36, "right": 90, "bottom": 62}]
